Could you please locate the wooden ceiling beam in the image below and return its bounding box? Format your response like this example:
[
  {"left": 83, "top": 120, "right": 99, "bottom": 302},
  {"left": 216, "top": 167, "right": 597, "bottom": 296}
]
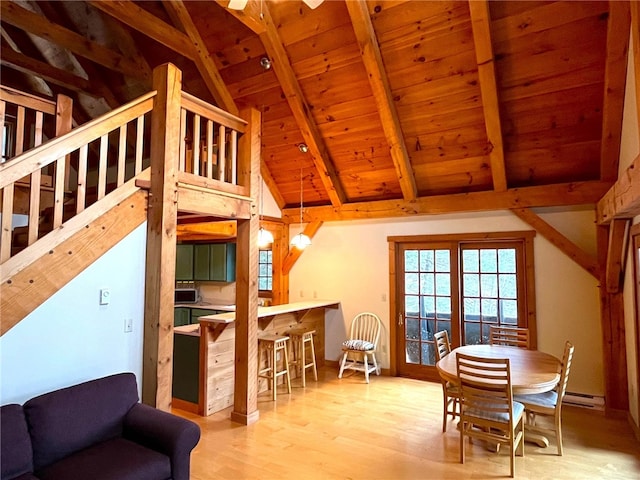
[
  {"left": 0, "top": 45, "right": 101, "bottom": 98},
  {"left": 261, "top": 164, "right": 285, "bottom": 211},
  {"left": 599, "top": 0, "right": 631, "bottom": 182},
  {"left": 219, "top": 0, "right": 346, "bottom": 207},
  {"left": 605, "top": 218, "right": 630, "bottom": 293},
  {"left": 346, "top": 1, "right": 417, "bottom": 202},
  {"left": 468, "top": 0, "right": 508, "bottom": 192},
  {"left": 177, "top": 221, "right": 237, "bottom": 239},
  {"left": 165, "top": 1, "right": 239, "bottom": 116},
  {"left": 88, "top": 0, "right": 196, "bottom": 61},
  {"left": 511, "top": 208, "right": 599, "bottom": 279},
  {"left": 597, "top": 153, "right": 640, "bottom": 224},
  {"left": 0, "top": 1, "right": 149, "bottom": 82},
  {"left": 283, "top": 180, "right": 612, "bottom": 223}
]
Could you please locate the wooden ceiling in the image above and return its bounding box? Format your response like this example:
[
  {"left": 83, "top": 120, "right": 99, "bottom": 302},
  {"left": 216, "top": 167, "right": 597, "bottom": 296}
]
[{"left": 0, "top": 1, "right": 630, "bottom": 223}]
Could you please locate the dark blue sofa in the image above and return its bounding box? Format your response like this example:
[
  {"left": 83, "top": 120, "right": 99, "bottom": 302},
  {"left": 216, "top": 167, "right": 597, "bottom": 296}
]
[{"left": 1, "top": 373, "right": 200, "bottom": 480}]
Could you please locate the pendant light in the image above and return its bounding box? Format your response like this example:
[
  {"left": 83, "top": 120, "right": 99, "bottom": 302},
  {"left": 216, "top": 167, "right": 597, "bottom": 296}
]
[
  {"left": 291, "top": 167, "right": 311, "bottom": 249},
  {"left": 257, "top": 176, "right": 274, "bottom": 248}
]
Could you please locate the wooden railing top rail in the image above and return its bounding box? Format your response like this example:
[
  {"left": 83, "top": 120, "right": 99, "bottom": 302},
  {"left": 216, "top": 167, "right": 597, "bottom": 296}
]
[
  {"left": 0, "top": 91, "right": 157, "bottom": 189},
  {"left": 0, "top": 85, "right": 56, "bottom": 115},
  {"left": 180, "top": 91, "right": 247, "bottom": 133}
]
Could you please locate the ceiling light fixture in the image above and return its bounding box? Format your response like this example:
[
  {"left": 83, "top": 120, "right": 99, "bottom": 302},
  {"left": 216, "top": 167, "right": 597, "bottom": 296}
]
[
  {"left": 228, "top": 0, "right": 248, "bottom": 10},
  {"left": 290, "top": 167, "right": 311, "bottom": 250},
  {"left": 298, "top": 143, "right": 309, "bottom": 153},
  {"left": 260, "top": 57, "right": 272, "bottom": 70}
]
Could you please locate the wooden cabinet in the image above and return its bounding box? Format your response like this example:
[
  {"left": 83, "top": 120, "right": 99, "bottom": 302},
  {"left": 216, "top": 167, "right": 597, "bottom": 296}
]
[
  {"left": 193, "top": 243, "right": 236, "bottom": 282},
  {"left": 174, "top": 307, "right": 191, "bottom": 327},
  {"left": 175, "top": 244, "right": 194, "bottom": 281}
]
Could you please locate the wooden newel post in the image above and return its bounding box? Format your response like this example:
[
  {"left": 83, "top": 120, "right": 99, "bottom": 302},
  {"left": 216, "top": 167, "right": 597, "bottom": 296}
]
[
  {"left": 231, "top": 107, "right": 261, "bottom": 425},
  {"left": 142, "top": 63, "right": 182, "bottom": 410}
]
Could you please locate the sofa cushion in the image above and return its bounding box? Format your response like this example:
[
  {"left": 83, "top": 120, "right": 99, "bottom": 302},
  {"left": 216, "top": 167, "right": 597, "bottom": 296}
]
[
  {"left": 35, "top": 438, "right": 171, "bottom": 480},
  {"left": 24, "top": 373, "right": 139, "bottom": 470},
  {"left": 1, "top": 404, "right": 34, "bottom": 480}
]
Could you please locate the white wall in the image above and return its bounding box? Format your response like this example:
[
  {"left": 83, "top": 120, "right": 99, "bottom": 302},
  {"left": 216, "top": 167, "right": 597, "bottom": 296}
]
[
  {"left": 289, "top": 208, "right": 604, "bottom": 396},
  {"left": 620, "top": 30, "right": 640, "bottom": 428},
  {"left": 0, "top": 223, "right": 147, "bottom": 405}
]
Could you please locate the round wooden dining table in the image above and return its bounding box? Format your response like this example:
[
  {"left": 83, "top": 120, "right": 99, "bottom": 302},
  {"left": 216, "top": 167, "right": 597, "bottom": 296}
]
[{"left": 436, "top": 344, "right": 561, "bottom": 395}]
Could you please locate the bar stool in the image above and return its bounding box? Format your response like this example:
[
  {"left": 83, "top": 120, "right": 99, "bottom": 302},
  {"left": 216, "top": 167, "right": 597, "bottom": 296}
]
[
  {"left": 258, "top": 334, "right": 291, "bottom": 401},
  {"left": 286, "top": 328, "right": 318, "bottom": 387}
]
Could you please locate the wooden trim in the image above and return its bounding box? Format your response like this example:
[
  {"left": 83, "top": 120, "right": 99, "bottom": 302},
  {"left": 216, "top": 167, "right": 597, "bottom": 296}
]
[
  {"left": 284, "top": 181, "right": 612, "bottom": 223},
  {"left": 600, "top": 0, "right": 631, "bottom": 182},
  {"left": 346, "top": 0, "right": 417, "bottom": 202},
  {"left": 468, "top": 0, "right": 508, "bottom": 192},
  {"left": 388, "top": 230, "right": 536, "bottom": 244},
  {"left": 388, "top": 239, "right": 398, "bottom": 376},
  {"left": 597, "top": 225, "right": 629, "bottom": 412},
  {"left": 171, "top": 397, "right": 199, "bottom": 414},
  {"left": 605, "top": 218, "right": 630, "bottom": 293},
  {"left": 0, "top": 84, "right": 56, "bottom": 114},
  {"left": 631, "top": 224, "right": 640, "bottom": 434},
  {"left": 1, "top": 189, "right": 147, "bottom": 335},
  {"left": 597, "top": 153, "right": 640, "bottom": 224},
  {"left": 282, "top": 220, "right": 323, "bottom": 275},
  {"left": 511, "top": 208, "right": 599, "bottom": 279},
  {"left": 142, "top": 64, "right": 182, "bottom": 411}
]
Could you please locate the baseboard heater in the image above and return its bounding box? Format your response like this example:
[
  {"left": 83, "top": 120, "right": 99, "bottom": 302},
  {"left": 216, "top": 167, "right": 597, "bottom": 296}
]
[{"left": 563, "top": 392, "right": 605, "bottom": 410}]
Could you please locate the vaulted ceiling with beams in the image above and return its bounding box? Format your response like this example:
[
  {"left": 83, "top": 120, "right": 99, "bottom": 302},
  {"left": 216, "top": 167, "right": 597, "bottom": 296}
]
[{"left": 0, "top": 0, "right": 630, "bottom": 223}]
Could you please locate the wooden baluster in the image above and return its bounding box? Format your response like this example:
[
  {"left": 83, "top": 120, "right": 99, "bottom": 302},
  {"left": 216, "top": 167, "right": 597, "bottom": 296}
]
[
  {"left": 76, "top": 144, "right": 88, "bottom": 213},
  {"left": 179, "top": 108, "right": 187, "bottom": 172},
  {"left": 135, "top": 115, "right": 144, "bottom": 174},
  {"left": 98, "top": 134, "right": 108, "bottom": 199},
  {"left": 0, "top": 100, "right": 5, "bottom": 162},
  {"left": 15, "top": 106, "right": 25, "bottom": 155},
  {"left": 218, "top": 124, "right": 226, "bottom": 182},
  {"left": 193, "top": 113, "right": 200, "bottom": 176},
  {"left": 27, "top": 111, "right": 44, "bottom": 245},
  {"left": 206, "top": 119, "right": 213, "bottom": 179},
  {"left": 117, "top": 123, "right": 127, "bottom": 186},
  {"left": 230, "top": 129, "right": 237, "bottom": 185},
  {"left": 52, "top": 156, "right": 65, "bottom": 229}
]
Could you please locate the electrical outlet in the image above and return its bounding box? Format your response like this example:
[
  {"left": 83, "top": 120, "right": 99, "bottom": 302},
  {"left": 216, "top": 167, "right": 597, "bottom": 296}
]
[
  {"left": 99, "top": 288, "right": 110, "bottom": 305},
  {"left": 381, "top": 293, "right": 387, "bottom": 302},
  {"left": 381, "top": 345, "right": 387, "bottom": 354},
  {"left": 313, "top": 290, "right": 317, "bottom": 299},
  {"left": 124, "top": 318, "right": 133, "bottom": 333},
  {"left": 300, "top": 290, "right": 304, "bottom": 298}
]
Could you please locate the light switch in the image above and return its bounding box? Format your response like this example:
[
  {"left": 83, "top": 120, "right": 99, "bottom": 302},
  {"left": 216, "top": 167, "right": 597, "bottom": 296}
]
[{"left": 99, "top": 288, "right": 110, "bottom": 305}]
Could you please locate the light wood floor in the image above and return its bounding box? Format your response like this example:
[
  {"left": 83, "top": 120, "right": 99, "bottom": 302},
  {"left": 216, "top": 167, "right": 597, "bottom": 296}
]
[{"left": 175, "top": 367, "right": 640, "bottom": 479}]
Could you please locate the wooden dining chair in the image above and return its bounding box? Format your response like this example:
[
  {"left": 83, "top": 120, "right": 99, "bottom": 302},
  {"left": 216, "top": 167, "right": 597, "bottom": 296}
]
[
  {"left": 456, "top": 353, "right": 525, "bottom": 478},
  {"left": 514, "top": 341, "right": 575, "bottom": 455},
  {"left": 489, "top": 325, "right": 531, "bottom": 349},
  {"left": 433, "top": 330, "right": 460, "bottom": 432},
  {"left": 338, "top": 312, "right": 382, "bottom": 383}
]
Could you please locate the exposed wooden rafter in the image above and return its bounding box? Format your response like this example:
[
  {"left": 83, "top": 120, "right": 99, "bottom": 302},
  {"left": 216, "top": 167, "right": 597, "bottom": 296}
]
[
  {"left": 468, "top": 0, "right": 508, "bottom": 192},
  {"left": 284, "top": 180, "right": 611, "bottom": 223},
  {"left": 0, "top": 1, "right": 149, "bottom": 83},
  {"left": 511, "top": 208, "right": 599, "bottom": 279},
  {"left": 600, "top": 0, "right": 631, "bottom": 182},
  {"left": 88, "top": 0, "right": 197, "bottom": 61},
  {"left": 164, "top": 1, "right": 239, "bottom": 116},
  {"left": 220, "top": 0, "right": 346, "bottom": 207},
  {"left": 346, "top": 0, "right": 417, "bottom": 202},
  {"left": 282, "top": 220, "right": 323, "bottom": 274}
]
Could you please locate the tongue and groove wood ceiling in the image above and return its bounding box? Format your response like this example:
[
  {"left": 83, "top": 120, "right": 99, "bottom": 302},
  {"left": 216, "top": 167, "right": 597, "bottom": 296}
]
[{"left": 0, "top": 1, "right": 630, "bottom": 222}]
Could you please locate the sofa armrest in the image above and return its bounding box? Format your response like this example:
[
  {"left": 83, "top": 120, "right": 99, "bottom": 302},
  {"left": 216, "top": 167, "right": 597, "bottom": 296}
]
[{"left": 124, "top": 403, "right": 200, "bottom": 480}]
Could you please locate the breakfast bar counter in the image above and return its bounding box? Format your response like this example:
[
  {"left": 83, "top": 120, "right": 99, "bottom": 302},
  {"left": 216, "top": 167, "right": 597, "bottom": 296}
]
[{"left": 172, "top": 300, "right": 340, "bottom": 416}]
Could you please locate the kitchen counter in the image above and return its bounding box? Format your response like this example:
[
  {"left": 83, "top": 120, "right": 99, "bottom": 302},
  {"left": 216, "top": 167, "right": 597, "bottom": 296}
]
[
  {"left": 172, "top": 300, "right": 340, "bottom": 416},
  {"left": 174, "top": 302, "right": 236, "bottom": 312}
]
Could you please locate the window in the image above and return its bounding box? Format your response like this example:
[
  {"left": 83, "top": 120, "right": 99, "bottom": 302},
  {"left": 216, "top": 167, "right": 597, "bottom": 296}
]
[
  {"left": 258, "top": 249, "right": 272, "bottom": 291},
  {"left": 392, "top": 231, "right": 536, "bottom": 379}
]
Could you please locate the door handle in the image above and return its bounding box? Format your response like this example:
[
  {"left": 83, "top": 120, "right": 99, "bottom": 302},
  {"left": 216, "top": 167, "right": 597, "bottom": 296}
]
[{"left": 398, "top": 312, "right": 403, "bottom": 326}]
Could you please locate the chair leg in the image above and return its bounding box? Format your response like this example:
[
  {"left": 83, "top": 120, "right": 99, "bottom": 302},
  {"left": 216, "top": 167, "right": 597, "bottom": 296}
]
[
  {"left": 459, "top": 421, "right": 465, "bottom": 464},
  {"left": 363, "top": 354, "right": 370, "bottom": 383},
  {"left": 308, "top": 333, "right": 318, "bottom": 381},
  {"left": 271, "top": 345, "right": 277, "bottom": 401},
  {"left": 283, "top": 341, "right": 291, "bottom": 394},
  {"left": 556, "top": 413, "right": 563, "bottom": 456},
  {"left": 338, "top": 352, "right": 348, "bottom": 378},
  {"left": 371, "top": 352, "right": 380, "bottom": 375},
  {"left": 441, "top": 384, "right": 448, "bottom": 433}
]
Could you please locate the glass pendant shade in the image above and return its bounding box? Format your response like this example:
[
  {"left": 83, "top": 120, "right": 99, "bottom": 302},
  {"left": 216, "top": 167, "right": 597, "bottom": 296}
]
[
  {"left": 291, "top": 233, "right": 311, "bottom": 249},
  {"left": 257, "top": 227, "right": 274, "bottom": 248}
]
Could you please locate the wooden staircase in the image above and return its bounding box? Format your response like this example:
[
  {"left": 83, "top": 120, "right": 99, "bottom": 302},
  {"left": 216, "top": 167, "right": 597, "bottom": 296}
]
[{"left": 1, "top": 66, "right": 253, "bottom": 336}]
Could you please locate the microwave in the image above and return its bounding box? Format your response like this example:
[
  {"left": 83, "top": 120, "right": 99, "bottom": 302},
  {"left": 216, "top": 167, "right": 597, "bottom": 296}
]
[{"left": 175, "top": 288, "right": 198, "bottom": 304}]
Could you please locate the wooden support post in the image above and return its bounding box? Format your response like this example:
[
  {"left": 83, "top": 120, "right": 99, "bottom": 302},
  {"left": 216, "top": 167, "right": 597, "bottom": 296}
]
[
  {"left": 597, "top": 225, "right": 629, "bottom": 412},
  {"left": 142, "top": 63, "right": 181, "bottom": 410},
  {"left": 54, "top": 94, "right": 73, "bottom": 191},
  {"left": 231, "top": 107, "right": 261, "bottom": 425}
]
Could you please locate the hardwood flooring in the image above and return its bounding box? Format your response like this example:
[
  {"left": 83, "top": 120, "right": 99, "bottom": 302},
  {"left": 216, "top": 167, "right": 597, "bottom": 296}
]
[{"left": 175, "top": 367, "right": 640, "bottom": 479}]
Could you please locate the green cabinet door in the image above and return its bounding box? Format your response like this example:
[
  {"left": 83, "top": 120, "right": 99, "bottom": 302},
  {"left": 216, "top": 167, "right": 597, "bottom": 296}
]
[
  {"left": 193, "top": 244, "right": 211, "bottom": 281},
  {"left": 210, "top": 243, "right": 236, "bottom": 282},
  {"left": 175, "top": 244, "right": 194, "bottom": 281},
  {"left": 174, "top": 307, "right": 191, "bottom": 327},
  {"left": 190, "top": 308, "right": 214, "bottom": 324}
]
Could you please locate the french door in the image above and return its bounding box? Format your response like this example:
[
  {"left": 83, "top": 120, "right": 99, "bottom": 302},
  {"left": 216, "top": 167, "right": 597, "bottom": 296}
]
[{"left": 392, "top": 233, "right": 533, "bottom": 381}]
